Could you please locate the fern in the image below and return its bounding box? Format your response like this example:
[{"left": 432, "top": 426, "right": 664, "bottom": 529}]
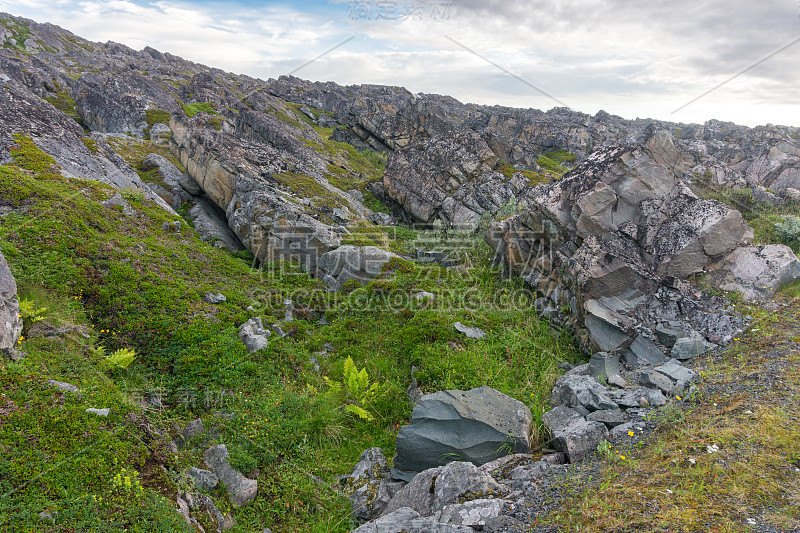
[
  {"left": 101, "top": 347, "right": 137, "bottom": 370},
  {"left": 326, "top": 357, "right": 386, "bottom": 421},
  {"left": 344, "top": 404, "right": 374, "bottom": 421},
  {"left": 18, "top": 298, "right": 48, "bottom": 330}
]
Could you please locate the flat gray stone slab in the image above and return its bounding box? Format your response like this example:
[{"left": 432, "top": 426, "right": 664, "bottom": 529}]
[
  {"left": 392, "top": 386, "right": 531, "bottom": 481},
  {"left": 454, "top": 322, "right": 486, "bottom": 339}
]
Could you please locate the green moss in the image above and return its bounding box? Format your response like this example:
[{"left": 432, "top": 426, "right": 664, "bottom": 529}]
[
  {"left": 9, "top": 134, "right": 59, "bottom": 174},
  {"left": 272, "top": 172, "right": 344, "bottom": 211},
  {"left": 537, "top": 154, "right": 568, "bottom": 176},
  {"left": 81, "top": 137, "right": 100, "bottom": 153},
  {"left": 495, "top": 160, "right": 550, "bottom": 186},
  {"left": 44, "top": 88, "right": 84, "bottom": 126},
  {"left": 266, "top": 107, "right": 305, "bottom": 129},
  {"left": 543, "top": 149, "right": 578, "bottom": 166},
  {"left": 362, "top": 189, "right": 391, "bottom": 214},
  {"left": 182, "top": 102, "right": 218, "bottom": 118},
  {"left": 284, "top": 102, "right": 317, "bottom": 126},
  {"left": 145, "top": 109, "right": 171, "bottom": 138}
]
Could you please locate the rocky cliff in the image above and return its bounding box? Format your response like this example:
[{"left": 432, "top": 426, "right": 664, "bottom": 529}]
[{"left": 3, "top": 10, "right": 799, "bottom": 266}]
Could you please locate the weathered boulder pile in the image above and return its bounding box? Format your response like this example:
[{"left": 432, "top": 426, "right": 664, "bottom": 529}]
[
  {"left": 344, "top": 449, "right": 585, "bottom": 532},
  {"left": 485, "top": 131, "right": 800, "bottom": 466},
  {"left": 487, "top": 131, "right": 799, "bottom": 354}
]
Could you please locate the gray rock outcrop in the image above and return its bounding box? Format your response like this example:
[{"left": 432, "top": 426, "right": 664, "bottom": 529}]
[
  {"left": 0, "top": 251, "right": 22, "bottom": 357},
  {"left": 486, "top": 136, "right": 751, "bottom": 362},
  {"left": 238, "top": 317, "right": 270, "bottom": 353},
  {"left": 203, "top": 444, "right": 257, "bottom": 507},
  {"left": 316, "top": 245, "right": 399, "bottom": 291},
  {"left": 340, "top": 448, "right": 405, "bottom": 524}
]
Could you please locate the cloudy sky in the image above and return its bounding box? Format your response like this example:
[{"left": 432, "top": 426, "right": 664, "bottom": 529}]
[{"left": 3, "top": 0, "right": 799, "bottom": 127}]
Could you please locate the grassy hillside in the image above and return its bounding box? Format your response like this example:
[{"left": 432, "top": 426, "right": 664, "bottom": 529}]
[{"left": 0, "top": 135, "right": 578, "bottom": 531}]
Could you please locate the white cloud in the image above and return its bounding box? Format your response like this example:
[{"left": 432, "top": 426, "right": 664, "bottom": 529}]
[{"left": 1, "top": 0, "right": 798, "bottom": 126}]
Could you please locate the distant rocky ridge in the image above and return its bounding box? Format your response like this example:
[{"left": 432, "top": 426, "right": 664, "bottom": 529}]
[{"left": 2, "top": 12, "right": 799, "bottom": 247}]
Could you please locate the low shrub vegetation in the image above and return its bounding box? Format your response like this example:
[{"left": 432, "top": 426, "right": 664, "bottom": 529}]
[{"left": 0, "top": 134, "right": 579, "bottom": 531}]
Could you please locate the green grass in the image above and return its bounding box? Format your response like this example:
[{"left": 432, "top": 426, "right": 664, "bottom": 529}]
[
  {"left": 0, "top": 135, "right": 581, "bottom": 531},
  {"left": 182, "top": 102, "right": 218, "bottom": 118}
]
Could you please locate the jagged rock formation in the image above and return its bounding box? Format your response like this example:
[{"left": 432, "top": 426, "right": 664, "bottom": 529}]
[
  {"left": 271, "top": 78, "right": 800, "bottom": 226},
  {"left": 486, "top": 134, "right": 771, "bottom": 358},
  {"left": 0, "top": 74, "right": 173, "bottom": 212},
  {"left": 3, "top": 10, "right": 799, "bottom": 276},
  {"left": 340, "top": 448, "right": 405, "bottom": 524}
]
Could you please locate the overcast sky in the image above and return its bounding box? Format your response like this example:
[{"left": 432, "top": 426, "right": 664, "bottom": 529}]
[{"left": 3, "top": 0, "right": 800, "bottom": 127}]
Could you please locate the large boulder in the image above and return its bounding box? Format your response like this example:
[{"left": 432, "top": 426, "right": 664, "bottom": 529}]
[
  {"left": 316, "top": 245, "right": 400, "bottom": 291},
  {"left": 391, "top": 386, "right": 532, "bottom": 482},
  {"left": 708, "top": 244, "right": 800, "bottom": 301},
  {"left": 0, "top": 251, "right": 22, "bottom": 357}
]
